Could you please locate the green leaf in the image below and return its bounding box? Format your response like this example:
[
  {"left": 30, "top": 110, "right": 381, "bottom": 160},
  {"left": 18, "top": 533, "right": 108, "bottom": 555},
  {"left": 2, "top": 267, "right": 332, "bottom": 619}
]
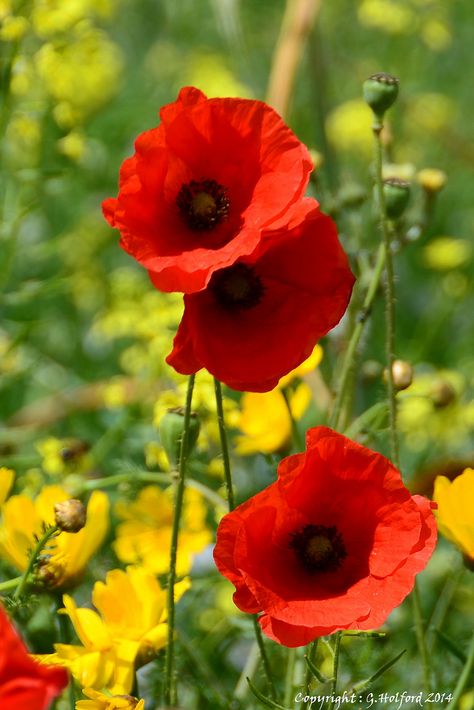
[
  {"left": 246, "top": 678, "right": 288, "bottom": 710},
  {"left": 351, "top": 649, "right": 406, "bottom": 693},
  {"left": 435, "top": 629, "right": 467, "bottom": 664}
]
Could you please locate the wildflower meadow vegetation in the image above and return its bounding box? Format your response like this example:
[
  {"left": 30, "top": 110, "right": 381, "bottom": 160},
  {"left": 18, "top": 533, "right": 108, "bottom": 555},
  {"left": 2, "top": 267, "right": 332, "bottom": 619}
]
[{"left": 0, "top": 1, "right": 473, "bottom": 709}]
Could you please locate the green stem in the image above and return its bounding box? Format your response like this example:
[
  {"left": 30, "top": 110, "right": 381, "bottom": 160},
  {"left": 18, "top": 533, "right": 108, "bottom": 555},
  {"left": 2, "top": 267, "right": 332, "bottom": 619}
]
[
  {"left": 284, "top": 647, "right": 296, "bottom": 707},
  {"left": 13, "top": 526, "right": 58, "bottom": 600},
  {"left": 372, "top": 119, "right": 399, "bottom": 468},
  {"left": 412, "top": 581, "right": 432, "bottom": 692},
  {"left": 253, "top": 616, "right": 277, "bottom": 700},
  {"left": 163, "top": 373, "right": 195, "bottom": 707},
  {"left": 302, "top": 640, "right": 318, "bottom": 710},
  {"left": 328, "top": 632, "right": 342, "bottom": 710},
  {"left": 446, "top": 631, "right": 474, "bottom": 710},
  {"left": 281, "top": 387, "right": 304, "bottom": 451},
  {"left": 0, "top": 575, "right": 23, "bottom": 592},
  {"left": 213, "top": 378, "right": 235, "bottom": 510},
  {"left": 330, "top": 244, "right": 386, "bottom": 430},
  {"left": 214, "top": 377, "right": 276, "bottom": 698}
]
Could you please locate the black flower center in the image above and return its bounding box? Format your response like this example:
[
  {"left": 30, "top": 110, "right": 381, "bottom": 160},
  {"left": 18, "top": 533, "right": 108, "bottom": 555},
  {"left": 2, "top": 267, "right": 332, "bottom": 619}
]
[
  {"left": 290, "top": 524, "right": 347, "bottom": 573},
  {"left": 210, "top": 263, "right": 265, "bottom": 311},
  {"left": 176, "top": 179, "right": 230, "bottom": 230}
]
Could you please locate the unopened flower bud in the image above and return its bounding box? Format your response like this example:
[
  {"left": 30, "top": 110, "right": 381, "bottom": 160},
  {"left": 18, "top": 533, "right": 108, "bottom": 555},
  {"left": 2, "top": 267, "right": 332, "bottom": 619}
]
[
  {"left": 384, "top": 360, "right": 413, "bottom": 391},
  {"left": 417, "top": 168, "right": 447, "bottom": 193},
  {"left": 430, "top": 380, "right": 456, "bottom": 409},
  {"left": 383, "top": 178, "right": 410, "bottom": 219},
  {"left": 159, "top": 408, "right": 200, "bottom": 469},
  {"left": 361, "top": 360, "right": 383, "bottom": 382},
  {"left": 309, "top": 149, "right": 324, "bottom": 171},
  {"left": 363, "top": 73, "right": 399, "bottom": 117},
  {"left": 54, "top": 499, "right": 87, "bottom": 533}
]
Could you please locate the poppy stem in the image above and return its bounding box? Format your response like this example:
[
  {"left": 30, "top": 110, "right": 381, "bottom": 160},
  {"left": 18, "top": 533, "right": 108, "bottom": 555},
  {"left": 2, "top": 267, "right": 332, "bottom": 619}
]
[
  {"left": 302, "top": 639, "right": 319, "bottom": 710},
  {"left": 330, "top": 243, "right": 386, "bottom": 430},
  {"left": 13, "top": 525, "right": 59, "bottom": 600},
  {"left": 253, "top": 616, "right": 278, "bottom": 700},
  {"left": 163, "top": 373, "right": 195, "bottom": 707},
  {"left": 412, "top": 581, "right": 432, "bottom": 692},
  {"left": 284, "top": 647, "right": 297, "bottom": 707},
  {"left": 214, "top": 376, "right": 277, "bottom": 699},
  {"left": 213, "top": 377, "right": 235, "bottom": 510},
  {"left": 281, "top": 387, "right": 305, "bottom": 452},
  {"left": 328, "top": 631, "right": 342, "bottom": 710},
  {"left": 372, "top": 118, "right": 400, "bottom": 469}
]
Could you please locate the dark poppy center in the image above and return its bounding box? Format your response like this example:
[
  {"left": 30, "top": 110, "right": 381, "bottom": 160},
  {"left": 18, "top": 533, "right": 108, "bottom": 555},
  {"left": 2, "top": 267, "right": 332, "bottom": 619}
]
[
  {"left": 176, "top": 179, "right": 230, "bottom": 230},
  {"left": 209, "top": 263, "right": 265, "bottom": 311},
  {"left": 290, "top": 524, "right": 347, "bottom": 573}
]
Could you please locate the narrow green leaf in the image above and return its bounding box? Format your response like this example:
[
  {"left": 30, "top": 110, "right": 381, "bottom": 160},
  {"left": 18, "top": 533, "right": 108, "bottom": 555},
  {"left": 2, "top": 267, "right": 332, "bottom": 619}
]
[
  {"left": 246, "top": 678, "right": 288, "bottom": 710},
  {"left": 351, "top": 648, "right": 406, "bottom": 693},
  {"left": 435, "top": 629, "right": 467, "bottom": 664},
  {"left": 345, "top": 402, "right": 388, "bottom": 439}
]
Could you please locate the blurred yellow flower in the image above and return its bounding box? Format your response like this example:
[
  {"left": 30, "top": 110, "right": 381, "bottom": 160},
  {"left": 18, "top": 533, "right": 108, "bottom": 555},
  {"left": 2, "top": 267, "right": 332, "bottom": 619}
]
[
  {"left": 0, "top": 485, "right": 109, "bottom": 588},
  {"left": 0, "top": 468, "right": 15, "bottom": 505},
  {"left": 35, "top": 22, "right": 123, "bottom": 128},
  {"left": 113, "top": 486, "right": 211, "bottom": 576},
  {"left": 77, "top": 688, "right": 145, "bottom": 710},
  {"left": 422, "top": 237, "right": 471, "bottom": 271},
  {"left": 37, "top": 437, "right": 91, "bottom": 476},
  {"left": 406, "top": 93, "right": 455, "bottom": 135},
  {"left": 235, "top": 385, "right": 312, "bottom": 456},
  {"left": 417, "top": 168, "right": 447, "bottom": 192},
  {"left": 421, "top": 18, "right": 452, "bottom": 51},
  {"left": 433, "top": 468, "right": 474, "bottom": 562},
  {"left": 38, "top": 567, "right": 189, "bottom": 694},
  {"left": 326, "top": 99, "right": 373, "bottom": 158},
  {"left": 358, "top": 0, "right": 415, "bottom": 34},
  {"left": 183, "top": 52, "right": 252, "bottom": 99},
  {"left": 57, "top": 129, "right": 87, "bottom": 161},
  {"left": 235, "top": 346, "right": 322, "bottom": 455},
  {"left": 0, "top": 14, "right": 29, "bottom": 41},
  {"left": 31, "top": 0, "right": 114, "bottom": 37}
]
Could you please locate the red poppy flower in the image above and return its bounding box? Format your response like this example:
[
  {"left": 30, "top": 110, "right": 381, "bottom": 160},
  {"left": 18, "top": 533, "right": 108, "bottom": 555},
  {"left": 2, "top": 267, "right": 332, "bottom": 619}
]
[
  {"left": 214, "top": 427, "right": 437, "bottom": 647},
  {"left": 166, "top": 200, "right": 354, "bottom": 392},
  {"left": 0, "top": 604, "right": 68, "bottom": 709},
  {"left": 102, "top": 86, "right": 313, "bottom": 293}
]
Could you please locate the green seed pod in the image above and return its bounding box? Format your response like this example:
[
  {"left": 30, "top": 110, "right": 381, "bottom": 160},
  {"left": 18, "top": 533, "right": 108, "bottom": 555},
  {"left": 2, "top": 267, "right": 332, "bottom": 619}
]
[
  {"left": 383, "top": 178, "right": 410, "bottom": 219},
  {"left": 159, "top": 407, "right": 200, "bottom": 468},
  {"left": 363, "top": 72, "right": 399, "bottom": 117}
]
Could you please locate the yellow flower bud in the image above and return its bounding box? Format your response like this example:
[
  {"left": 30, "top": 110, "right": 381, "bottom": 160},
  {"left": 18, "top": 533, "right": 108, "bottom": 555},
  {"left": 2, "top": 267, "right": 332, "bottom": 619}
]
[{"left": 417, "top": 168, "right": 447, "bottom": 193}]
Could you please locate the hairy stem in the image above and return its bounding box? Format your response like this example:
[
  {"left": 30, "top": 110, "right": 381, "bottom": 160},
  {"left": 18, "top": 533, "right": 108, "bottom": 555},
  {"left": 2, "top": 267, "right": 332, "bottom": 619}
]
[
  {"left": 13, "top": 526, "right": 58, "bottom": 600},
  {"left": 163, "top": 373, "right": 195, "bottom": 706},
  {"left": 214, "top": 377, "right": 235, "bottom": 510}
]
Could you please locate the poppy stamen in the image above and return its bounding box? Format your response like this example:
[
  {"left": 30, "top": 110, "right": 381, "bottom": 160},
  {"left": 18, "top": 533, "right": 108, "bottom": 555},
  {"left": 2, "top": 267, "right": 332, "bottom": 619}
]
[
  {"left": 176, "top": 179, "right": 230, "bottom": 230},
  {"left": 290, "top": 524, "right": 347, "bottom": 573},
  {"left": 210, "top": 263, "right": 265, "bottom": 311}
]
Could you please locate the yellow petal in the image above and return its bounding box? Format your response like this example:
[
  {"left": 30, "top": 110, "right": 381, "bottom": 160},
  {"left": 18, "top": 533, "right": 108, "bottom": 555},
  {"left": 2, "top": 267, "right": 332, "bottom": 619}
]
[
  {"left": 62, "top": 595, "right": 112, "bottom": 650},
  {"left": 279, "top": 344, "right": 323, "bottom": 387},
  {"left": 235, "top": 390, "right": 291, "bottom": 455},
  {"left": 60, "top": 490, "right": 109, "bottom": 577},
  {"left": 0, "top": 467, "right": 15, "bottom": 505}
]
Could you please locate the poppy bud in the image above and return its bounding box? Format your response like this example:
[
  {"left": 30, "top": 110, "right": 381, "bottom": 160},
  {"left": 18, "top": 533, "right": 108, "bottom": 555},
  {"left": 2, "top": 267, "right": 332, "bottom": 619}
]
[
  {"left": 430, "top": 380, "right": 456, "bottom": 409},
  {"left": 363, "top": 72, "right": 399, "bottom": 118},
  {"left": 384, "top": 360, "right": 413, "bottom": 391},
  {"left": 383, "top": 178, "right": 410, "bottom": 219},
  {"left": 54, "top": 499, "right": 87, "bottom": 533},
  {"left": 159, "top": 407, "right": 200, "bottom": 468}
]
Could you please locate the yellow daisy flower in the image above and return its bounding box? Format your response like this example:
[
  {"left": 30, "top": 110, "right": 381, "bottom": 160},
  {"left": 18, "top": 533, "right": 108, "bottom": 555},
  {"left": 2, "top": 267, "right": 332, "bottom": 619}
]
[
  {"left": 76, "top": 688, "right": 145, "bottom": 709},
  {"left": 0, "top": 485, "right": 109, "bottom": 588},
  {"left": 235, "top": 345, "right": 322, "bottom": 455},
  {"left": 38, "top": 566, "right": 189, "bottom": 694},
  {"left": 433, "top": 468, "right": 474, "bottom": 563},
  {"left": 113, "top": 486, "right": 211, "bottom": 577}
]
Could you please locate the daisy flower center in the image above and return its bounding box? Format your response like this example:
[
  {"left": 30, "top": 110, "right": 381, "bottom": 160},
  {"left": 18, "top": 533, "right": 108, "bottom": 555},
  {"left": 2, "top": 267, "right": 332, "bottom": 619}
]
[
  {"left": 176, "top": 179, "right": 230, "bottom": 230},
  {"left": 290, "top": 524, "right": 347, "bottom": 573},
  {"left": 210, "top": 263, "right": 265, "bottom": 311}
]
